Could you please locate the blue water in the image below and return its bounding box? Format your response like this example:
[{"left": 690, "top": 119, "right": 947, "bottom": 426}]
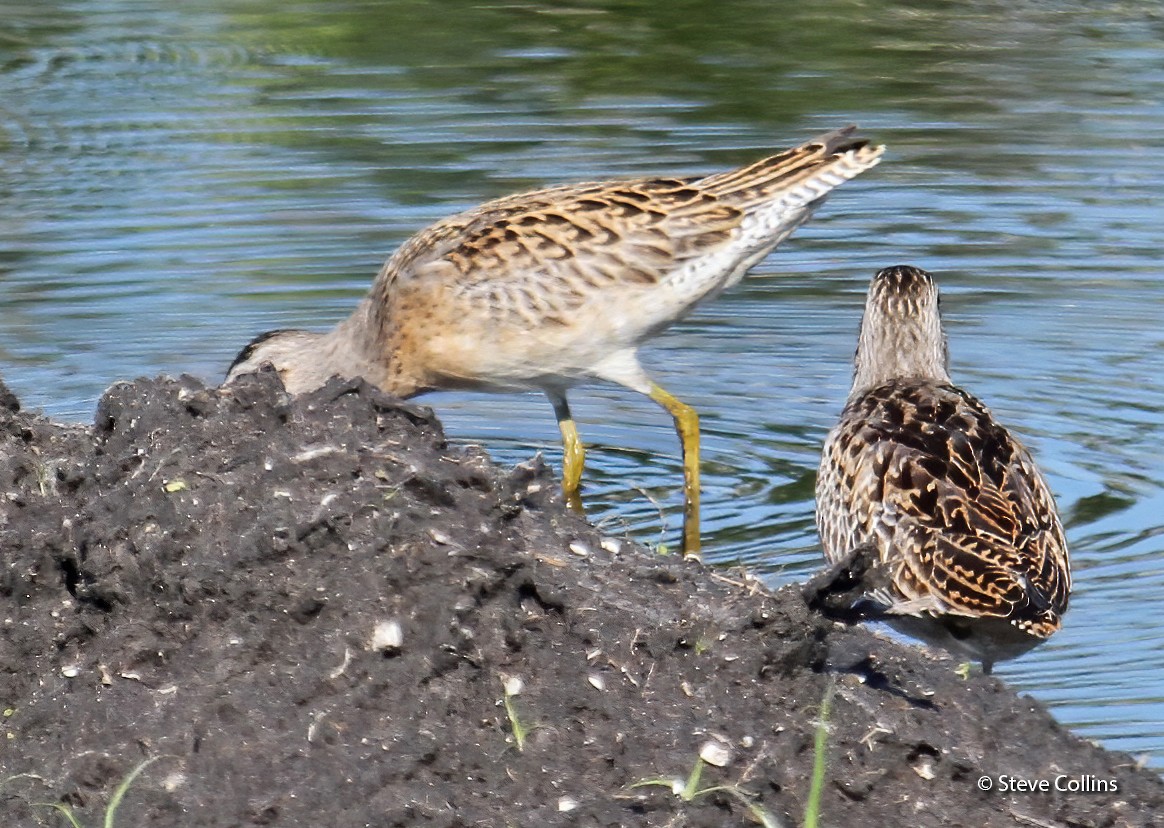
[{"left": 2, "top": 0, "right": 1161, "bottom": 769}]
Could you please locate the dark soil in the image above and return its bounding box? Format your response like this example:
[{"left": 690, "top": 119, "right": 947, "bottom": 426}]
[{"left": 0, "top": 371, "right": 1160, "bottom": 827}]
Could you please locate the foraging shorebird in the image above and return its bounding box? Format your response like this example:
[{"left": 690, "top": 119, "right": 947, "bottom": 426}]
[
  {"left": 812, "top": 265, "right": 1071, "bottom": 673},
  {"left": 227, "top": 127, "right": 884, "bottom": 559}
]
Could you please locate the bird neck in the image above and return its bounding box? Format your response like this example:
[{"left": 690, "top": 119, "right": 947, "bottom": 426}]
[
  {"left": 326, "top": 300, "right": 421, "bottom": 398},
  {"left": 849, "top": 315, "right": 951, "bottom": 399}
]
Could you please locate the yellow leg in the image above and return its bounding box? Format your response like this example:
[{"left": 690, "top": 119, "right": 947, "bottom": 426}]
[
  {"left": 647, "top": 383, "right": 701, "bottom": 560},
  {"left": 549, "top": 392, "right": 585, "bottom": 512}
]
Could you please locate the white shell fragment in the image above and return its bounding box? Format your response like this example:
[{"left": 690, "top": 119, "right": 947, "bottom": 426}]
[
  {"left": 912, "top": 755, "right": 936, "bottom": 780},
  {"left": 699, "top": 739, "right": 732, "bottom": 768},
  {"left": 328, "top": 647, "right": 353, "bottom": 680},
  {"left": 568, "top": 540, "right": 590, "bottom": 557},
  {"left": 503, "top": 675, "right": 524, "bottom": 697},
  {"left": 291, "top": 445, "right": 339, "bottom": 463},
  {"left": 371, "top": 619, "right": 403, "bottom": 652}
]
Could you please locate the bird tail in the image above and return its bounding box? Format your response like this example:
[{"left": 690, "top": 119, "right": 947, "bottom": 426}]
[{"left": 697, "top": 125, "right": 885, "bottom": 211}]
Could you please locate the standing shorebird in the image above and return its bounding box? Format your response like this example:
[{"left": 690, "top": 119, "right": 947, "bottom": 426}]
[
  {"left": 813, "top": 265, "right": 1071, "bottom": 673},
  {"left": 227, "top": 127, "right": 884, "bottom": 559}
]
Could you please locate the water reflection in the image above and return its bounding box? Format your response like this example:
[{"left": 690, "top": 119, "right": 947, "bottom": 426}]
[{"left": 1, "top": 0, "right": 1161, "bottom": 768}]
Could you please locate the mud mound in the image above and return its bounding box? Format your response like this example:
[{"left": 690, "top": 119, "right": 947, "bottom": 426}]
[{"left": 1, "top": 372, "right": 1160, "bottom": 826}]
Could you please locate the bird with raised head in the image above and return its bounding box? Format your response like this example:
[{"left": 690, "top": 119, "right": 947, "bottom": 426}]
[{"left": 813, "top": 265, "right": 1071, "bottom": 673}]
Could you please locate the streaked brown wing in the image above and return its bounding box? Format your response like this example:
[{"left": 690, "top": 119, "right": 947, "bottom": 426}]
[
  {"left": 826, "top": 381, "right": 1069, "bottom": 630},
  {"left": 390, "top": 179, "right": 741, "bottom": 327}
]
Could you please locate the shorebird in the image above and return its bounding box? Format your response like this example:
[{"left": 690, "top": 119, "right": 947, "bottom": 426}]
[
  {"left": 227, "top": 126, "right": 884, "bottom": 559},
  {"left": 812, "top": 265, "right": 1071, "bottom": 673}
]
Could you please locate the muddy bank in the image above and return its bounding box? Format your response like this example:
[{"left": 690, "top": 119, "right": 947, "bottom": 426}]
[{"left": 0, "top": 371, "right": 1160, "bottom": 827}]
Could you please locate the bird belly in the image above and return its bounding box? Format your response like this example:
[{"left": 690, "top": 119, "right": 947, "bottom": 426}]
[{"left": 411, "top": 307, "right": 640, "bottom": 394}]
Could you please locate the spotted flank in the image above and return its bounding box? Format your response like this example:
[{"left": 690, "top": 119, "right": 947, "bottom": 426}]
[
  {"left": 814, "top": 265, "right": 1071, "bottom": 673},
  {"left": 226, "top": 126, "right": 884, "bottom": 559}
]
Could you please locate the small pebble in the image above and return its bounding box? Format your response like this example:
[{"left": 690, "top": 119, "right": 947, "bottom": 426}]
[
  {"left": 587, "top": 674, "right": 605, "bottom": 691},
  {"left": 568, "top": 540, "right": 590, "bottom": 557}
]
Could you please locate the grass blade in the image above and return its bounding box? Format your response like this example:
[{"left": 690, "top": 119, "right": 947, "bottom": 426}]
[
  {"left": 803, "top": 678, "right": 835, "bottom": 828},
  {"left": 104, "top": 756, "right": 162, "bottom": 828}
]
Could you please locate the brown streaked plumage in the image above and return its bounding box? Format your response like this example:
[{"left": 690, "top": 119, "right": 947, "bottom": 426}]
[
  {"left": 226, "top": 126, "right": 885, "bottom": 559},
  {"left": 814, "top": 265, "right": 1071, "bottom": 673}
]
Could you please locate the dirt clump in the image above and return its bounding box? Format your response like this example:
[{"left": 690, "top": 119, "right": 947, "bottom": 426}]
[{"left": 0, "top": 371, "right": 1160, "bottom": 827}]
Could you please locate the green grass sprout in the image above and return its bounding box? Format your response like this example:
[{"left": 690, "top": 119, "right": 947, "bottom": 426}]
[
  {"left": 501, "top": 675, "right": 530, "bottom": 751},
  {"left": 630, "top": 745, "right": 784, "bottom": 827}
]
